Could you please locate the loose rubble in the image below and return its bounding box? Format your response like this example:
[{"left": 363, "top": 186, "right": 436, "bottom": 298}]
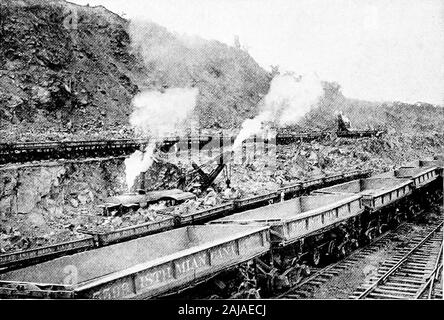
[{"left": 217, "top": 134, "right": 443, "bottom": 196}]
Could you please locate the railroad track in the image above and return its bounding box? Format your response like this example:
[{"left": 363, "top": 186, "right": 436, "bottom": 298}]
[
  {"left": 278, "top": 214, "right": 443, "bottom": 299},
  {"left": 351, "top": 220, "right": 443, "bottom": 299},
  {"left": 414, "top": 242, "right": 443, "bottom": 300}
]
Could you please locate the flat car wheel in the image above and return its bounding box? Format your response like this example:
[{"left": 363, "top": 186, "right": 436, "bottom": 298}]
[
  {"left": 311, "top": 249, "right": 321, "bottom": 266},
  {"left": 336, "top": 245, "right": 346, "bottom": 260},
  {"left": 302, "top": 265, "right": 311, "bottom": 277}
]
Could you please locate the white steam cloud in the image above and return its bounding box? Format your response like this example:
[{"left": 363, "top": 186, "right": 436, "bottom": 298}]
[
  {"left": 232, "top": 73, "right": 323, "bottom": 149},
  {"left": 232, "top": 112, "right": 270, "bottom": 150},
  {"left": 124, "top": 142, "right": 156, "bottom": 192},
  {"left": 129, "top": 88, "right": 199, "bottom": 137},
  {"left": 125, "top": 20, "right": 201, "bottom": 191},
  {"left": 125, "top": 88, "right": 199, "bottom": 191}
]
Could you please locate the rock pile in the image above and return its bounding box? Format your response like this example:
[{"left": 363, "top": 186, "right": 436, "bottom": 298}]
[
  {"left": 218, "top": 134, "right": 443, "bottom": 196},
  {"left": 77, "top": 206, "right": 168, "bottom": 233}
]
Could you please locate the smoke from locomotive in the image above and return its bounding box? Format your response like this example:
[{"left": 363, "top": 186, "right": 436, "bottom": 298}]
[{"left": 232, "top": 73, "right": 323, "bottom": 150}]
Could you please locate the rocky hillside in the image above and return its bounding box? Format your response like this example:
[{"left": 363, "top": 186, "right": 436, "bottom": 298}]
[
  {"left": 0, "top": 0, "right": 270, "bottom": 142},
  {"left": 302, "top": 81, "right": 444, "bottom": 134},
  {"left": 1, "top": 0, "right": 441, "bottom": 143}
]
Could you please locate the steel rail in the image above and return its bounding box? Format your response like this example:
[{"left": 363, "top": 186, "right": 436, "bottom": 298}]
[
  {"left": 356, "top": 221, "right": 443, "bottom": 299},
  {"left": 413, "top": 241, "right": 443, "bottom": 299},
  {"left": 277, "top": 218, "right": 412, "bottom": 298}
]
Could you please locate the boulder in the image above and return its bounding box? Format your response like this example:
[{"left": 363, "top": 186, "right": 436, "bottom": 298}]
[
  {"left": 77, "top": 193, "right": 89, "bottom": 205},
  {"left": 69, "top": 198, "right": 79, "bottom": 208},
  {"left": 31, "top": 85, "right": 51, "bottom": 105}
]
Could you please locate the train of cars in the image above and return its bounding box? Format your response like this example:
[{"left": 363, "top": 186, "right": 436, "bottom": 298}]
[
  {"left": 0, "top": 157, "right": 442, "bottom": 299},
  {"left": 0, "top": 139, "right": 148, "bottom": 164},
  {"left": 0, "top": 115, "right": 385, "bottom": 165},
  {"left": 0, "top": 129, "right": 382, "bottom": 165},
  {"left": 0, "top": 168, "right": 373, "bottom": 269}
]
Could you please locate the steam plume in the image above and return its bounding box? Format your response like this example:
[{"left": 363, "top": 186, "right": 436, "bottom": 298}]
[
  {"left": 232, "top": 73, "right": 323, "bottom": 149},
  {"left": 129, "top": 88, "right": 198, "bottom": 137},
  {"left": 124, "top": 142, "right": 156, "bottom": 191},
  {"left": 124, "top": 19, "right": 203, "bottom": 191},
  {"left": 125, "top": 88, "right": 199, "bottom": 191}
]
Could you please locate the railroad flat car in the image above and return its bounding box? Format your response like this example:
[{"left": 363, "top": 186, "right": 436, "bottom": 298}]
[
  {"left": 0, "top": 225, "right": 270, "bottom": 299},
  {"left": 313, "top": 178, "right": 413, "bottom": 212},
  {"left": 101, "top": 189, "right": 196, "bottom": 214},
  {"left": 323, "top": 173, "right": 344, "bottom": 185},
  {"left": 278, "top": 183, "right": 302, "bottom": 200},
  {"left": 313, "top": 177, "right": 417, "bottom": 239},
  {"left": 210, "top": 194, "right": 365, "bottom": 291},
  {"left": 300, "top": 177, "right": 325, "bottom": 190},
  {"left": 394, "top": 166, "right": 440, "bottom": 189},
  {"left": 342, "top": 169, "right": 371, "bottom": 180},
  {"left": 179, "top": 202, "right": 236, "bottom": 225},
  {"left": 396, "top": 165, "right": 442, "bottom": 206},
  {"left": 234, "top": 192, "right": 280, "bottom": 211},
  {"left": 211, "top": 194, "right": 362, "bottom": 246},
  {"left": 419, "top": 158, "right": 444, "bottom": 179},
  {"left": 275, "top": 170, "right": 371, "bottom": 201},
  {"left": 419, "top": 159, "right": 443, "bottom": 172},
  {"left": 375, "top": 164, "right": 442, "bottom": 206}
]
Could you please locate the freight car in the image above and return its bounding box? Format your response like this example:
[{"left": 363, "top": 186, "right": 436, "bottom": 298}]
[
  {"left": 276, "top": 131, "right": 329, "bottom": 144},
  {"left": 0, "top": 137, "right": 217, "bottom": 165},
  {"left": 0, "top": 225, "right": 270, "bottom": 299},
  {"left": 396, "top": 165, "right": 442, "bottom": 206},
  {"left": 420, "top": 159, "right": 444, "bottom": 174},
  {"left": 376, "top": 164, "right": 442, "bottom": 205},
  {"left": 419, "top": 157, "right": 444, "bottom": 184},
  {"left": 0, "top": 235, "right": 94, "bottom": 271},
  {"left": 313, "top": 177, "right": 415, "bottom": 239},
  {"left": 0, "top": 116, "right": 385, "bottom": 165},
  {"left": 0, "top": 139, "right": 146, "bottom": 164},
  {"left": 79, "top": 217, "right": 177, "bottom": 247},
  {"left": 209, "top": 194, "right": 367, "bottom": 294}
]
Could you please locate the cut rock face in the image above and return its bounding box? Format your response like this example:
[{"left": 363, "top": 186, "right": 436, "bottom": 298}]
[{"left": 15, "top": 166, "right": 66, "bottom": 214}]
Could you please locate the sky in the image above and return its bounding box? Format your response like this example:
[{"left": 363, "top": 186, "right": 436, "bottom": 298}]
[{"left": 71, "top": 0, "right": 444, "bottom": 105}]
